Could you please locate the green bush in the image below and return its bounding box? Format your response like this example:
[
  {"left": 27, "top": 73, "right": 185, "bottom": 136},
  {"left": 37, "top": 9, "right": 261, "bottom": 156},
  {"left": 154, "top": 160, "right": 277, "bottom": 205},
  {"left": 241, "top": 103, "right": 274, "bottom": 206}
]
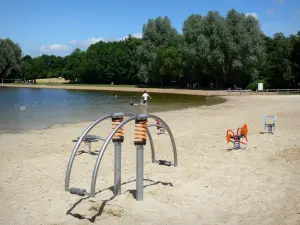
[{"left": 247, "top": 80, "right": 269, "bottom": 91}]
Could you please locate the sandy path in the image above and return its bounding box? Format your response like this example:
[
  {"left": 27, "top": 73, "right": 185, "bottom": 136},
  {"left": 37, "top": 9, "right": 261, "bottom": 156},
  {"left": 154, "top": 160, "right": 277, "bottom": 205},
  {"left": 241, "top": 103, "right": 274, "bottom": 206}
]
[
  {"left": 0, "top": 95, "right": 300, "bottom": 225},
  {"left": 0, "top": 83, "right": 258, "bottom": 96}
]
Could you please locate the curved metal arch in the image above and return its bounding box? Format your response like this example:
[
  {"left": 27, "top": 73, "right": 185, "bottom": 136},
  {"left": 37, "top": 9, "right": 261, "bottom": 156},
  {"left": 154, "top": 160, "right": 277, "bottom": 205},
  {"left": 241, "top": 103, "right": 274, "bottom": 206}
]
[
  {"left": 147, "top": 124, "right": 165, "bottom": 128},
  {"left": 65, "top": 112, "right": 157, "bottom": 193},
  {"left": 90, "top": 115, "right": 137, "bottom": 196},
  {"left": 146, "top": 128, "right": 155, "bottom": 163},
  {"left": 90, "top": 114, "right": 178, "bottom": 197},
  {"left": 147, "top": 114, "right": 178, "bottom": 167},
  {"left": 65, "top": 114, "right": 112, "bottom": 191}
]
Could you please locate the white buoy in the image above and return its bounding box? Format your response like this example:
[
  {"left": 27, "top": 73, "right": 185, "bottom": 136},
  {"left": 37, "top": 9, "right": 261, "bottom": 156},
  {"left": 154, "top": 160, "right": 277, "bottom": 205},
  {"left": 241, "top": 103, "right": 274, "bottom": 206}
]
[{"left": 20, "top": 106, "right": 26, "bottom": 111}]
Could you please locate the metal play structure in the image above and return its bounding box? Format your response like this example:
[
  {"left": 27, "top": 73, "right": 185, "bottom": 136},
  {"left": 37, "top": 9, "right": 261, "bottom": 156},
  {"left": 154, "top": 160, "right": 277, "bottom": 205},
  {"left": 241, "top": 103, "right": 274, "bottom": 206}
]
[
  {"left": 264, "top": 116, "right": 276, "bottom": 134},
  {"left": 226, "top": 124, "right": 248, "bottom": 150},
  {"left": 65, "top": 112, "right": 178, "bottom": 201}
]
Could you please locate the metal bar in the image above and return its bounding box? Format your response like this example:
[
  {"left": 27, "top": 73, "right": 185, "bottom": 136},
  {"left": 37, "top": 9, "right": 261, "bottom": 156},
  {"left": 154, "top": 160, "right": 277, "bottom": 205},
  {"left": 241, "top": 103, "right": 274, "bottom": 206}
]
[
  {"left": 146, "top": 128, "right": 155, "bottom": 163},
  {"left": 93, "top": 136, "right": 107, "bottom": 141},
  {"left": 90, "top": 115, "right": 137, "bottom": 197},
  {"left": 113, "top": 142, "right": 122, "bottom": 195},
  {"left": 88, "top": 142, "right": 92, "bottom": 153},
  {"left": 136, "top": 145, "right": 144, "bottom": 201},
  {"left": 147, "top": 115, "right": 178, "bottom": 167},
  {"left": 65, "top": 115, "right": 111, "bottom": 191},
  {"left": 147, "top": 124, "right": 165, "bottom": 128}
]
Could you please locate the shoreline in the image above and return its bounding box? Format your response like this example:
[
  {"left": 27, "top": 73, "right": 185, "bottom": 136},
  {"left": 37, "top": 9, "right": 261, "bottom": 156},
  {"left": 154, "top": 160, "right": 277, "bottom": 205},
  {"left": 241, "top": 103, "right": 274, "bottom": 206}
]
[
  {"left": 0, "top": 97, "right": 227, "bottom": 136},
  {"left": 0, "top": 83, "right": 255, "bottom": 96}
]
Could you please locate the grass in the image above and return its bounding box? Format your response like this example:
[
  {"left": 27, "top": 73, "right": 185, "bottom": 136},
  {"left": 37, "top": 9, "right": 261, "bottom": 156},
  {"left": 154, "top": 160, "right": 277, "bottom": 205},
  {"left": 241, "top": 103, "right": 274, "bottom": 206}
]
[
  {"left": 30, "top": 78, "right": 183, "bottom": 89},
  {"left": 35, "top": 83, "right": 137, "bottom": 88}
]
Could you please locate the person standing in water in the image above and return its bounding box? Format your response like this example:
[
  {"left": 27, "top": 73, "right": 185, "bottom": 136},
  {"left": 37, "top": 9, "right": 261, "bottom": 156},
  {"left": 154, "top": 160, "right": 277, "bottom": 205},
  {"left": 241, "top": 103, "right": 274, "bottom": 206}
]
[{"left": 141, "top": 90, "right": 151, "bottom": 104}]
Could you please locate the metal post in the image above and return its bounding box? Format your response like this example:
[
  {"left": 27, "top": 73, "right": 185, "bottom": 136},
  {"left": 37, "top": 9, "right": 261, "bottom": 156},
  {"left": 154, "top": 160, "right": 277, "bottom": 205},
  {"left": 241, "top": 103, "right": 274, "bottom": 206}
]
[
  {"left": 111, "top": 112, "right": 124, "bottom": 196},
  {"left": 134, "top": 114, "right": 148, "bottom": 201},
  {"left": 136, "top": 145, "right": 144, "bottom": 201},
  {"left": 114, "top": 142, "right": 121, "bottom": 195}
]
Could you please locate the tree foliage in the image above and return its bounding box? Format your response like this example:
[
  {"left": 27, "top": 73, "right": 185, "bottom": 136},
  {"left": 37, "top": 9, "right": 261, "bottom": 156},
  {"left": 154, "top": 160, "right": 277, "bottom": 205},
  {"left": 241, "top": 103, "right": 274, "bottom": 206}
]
[
  {"left": 0, "top": 38, "right": 22, "bottom": 81},
  {"left": 1, "top": 9, "right": 300, "bottom": 89}
]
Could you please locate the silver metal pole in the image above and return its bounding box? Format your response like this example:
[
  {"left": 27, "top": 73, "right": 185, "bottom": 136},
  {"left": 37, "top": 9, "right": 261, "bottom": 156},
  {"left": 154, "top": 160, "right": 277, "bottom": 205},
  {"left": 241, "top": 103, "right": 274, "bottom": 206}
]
[
  {"left": 146, "top": 128, "right": 155, "bottom": 163},
  {"left": 147, "top": 115, "right": 178, "bottom": 167},
  {"left": 90, "top": 116, "right": 137, "bottom": 197},
  {"left": 65, "top": 115, "right": 111, "bottom": 191},
  {"left": 136, "top": 145, "right": 144, "bottom": 201},
  {"left": 114, "top": 142, "right": 122, "bottom": 195}
]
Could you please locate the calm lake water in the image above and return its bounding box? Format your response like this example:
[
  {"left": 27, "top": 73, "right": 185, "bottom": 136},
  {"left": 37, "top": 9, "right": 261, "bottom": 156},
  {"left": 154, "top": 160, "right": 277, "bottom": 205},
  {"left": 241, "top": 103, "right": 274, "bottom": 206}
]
[{"left": 0, "top": 87, "right": 224, "bottom": 133}]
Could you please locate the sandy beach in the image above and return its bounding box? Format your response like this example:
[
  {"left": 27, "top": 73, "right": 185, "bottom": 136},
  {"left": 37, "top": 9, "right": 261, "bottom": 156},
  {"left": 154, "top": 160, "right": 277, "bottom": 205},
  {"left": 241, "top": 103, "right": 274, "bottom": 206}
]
[
  {"left": 0, "top": 83, "right": 258, "bottom": 96},
  {"left": 0, "top": 95, "right": 300, "bottom": 225}
]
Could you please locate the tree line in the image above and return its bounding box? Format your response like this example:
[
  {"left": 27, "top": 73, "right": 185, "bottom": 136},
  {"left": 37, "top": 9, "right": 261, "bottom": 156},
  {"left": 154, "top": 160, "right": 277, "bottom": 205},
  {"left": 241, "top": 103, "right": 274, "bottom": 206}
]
[{"left": 1, "top": 8, "right": 300, "bottom": 89}]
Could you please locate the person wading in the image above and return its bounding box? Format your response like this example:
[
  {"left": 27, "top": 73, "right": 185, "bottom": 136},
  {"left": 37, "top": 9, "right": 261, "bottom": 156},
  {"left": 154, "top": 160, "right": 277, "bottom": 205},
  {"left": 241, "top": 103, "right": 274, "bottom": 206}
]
[{"left": 141, "top": 90, "right": 151, "bottom": 104}]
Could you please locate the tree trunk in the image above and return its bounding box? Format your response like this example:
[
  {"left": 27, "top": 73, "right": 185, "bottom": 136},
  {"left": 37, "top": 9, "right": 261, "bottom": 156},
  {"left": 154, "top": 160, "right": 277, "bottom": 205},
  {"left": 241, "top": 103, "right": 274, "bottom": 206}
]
[{"left": 215, "top": 76, "right": 219, "bottom": 89}]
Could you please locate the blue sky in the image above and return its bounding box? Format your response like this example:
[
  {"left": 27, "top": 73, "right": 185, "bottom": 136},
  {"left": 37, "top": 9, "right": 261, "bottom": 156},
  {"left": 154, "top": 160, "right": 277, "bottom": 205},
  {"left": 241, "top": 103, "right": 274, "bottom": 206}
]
[{"left": 1, "top": 0, "right": 299, "bottom": 57}]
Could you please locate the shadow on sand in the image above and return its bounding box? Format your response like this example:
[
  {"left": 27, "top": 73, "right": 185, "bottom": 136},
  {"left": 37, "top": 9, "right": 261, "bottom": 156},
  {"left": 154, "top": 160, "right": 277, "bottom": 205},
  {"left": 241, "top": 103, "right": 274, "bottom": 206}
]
[{"left": 66, "top": 179, "right": 173, "bottom": 223}]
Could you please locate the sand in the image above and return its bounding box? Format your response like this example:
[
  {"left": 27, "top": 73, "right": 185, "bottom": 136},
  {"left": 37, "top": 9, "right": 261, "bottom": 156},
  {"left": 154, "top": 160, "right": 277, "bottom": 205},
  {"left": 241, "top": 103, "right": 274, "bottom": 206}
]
[
  {"left": 0, "top": 83, "right": 259, "bottom": 96},
  {"left": 0, "top": 95, "right": 300, "bottom": 225}
]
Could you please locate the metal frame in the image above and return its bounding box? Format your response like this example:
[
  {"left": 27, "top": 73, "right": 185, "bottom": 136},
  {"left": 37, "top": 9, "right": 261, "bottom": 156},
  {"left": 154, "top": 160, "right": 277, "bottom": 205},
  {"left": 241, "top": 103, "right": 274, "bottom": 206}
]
[{"left": 65, "top": 113, "right": 178, "bottom": 199}]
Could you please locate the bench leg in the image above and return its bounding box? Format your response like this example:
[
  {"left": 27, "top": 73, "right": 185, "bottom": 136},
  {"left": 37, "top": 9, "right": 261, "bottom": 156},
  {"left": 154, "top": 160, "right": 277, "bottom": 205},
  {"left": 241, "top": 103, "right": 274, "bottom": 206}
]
[{"left": 88, "top": 142, "right": 92, "bottom": 153}]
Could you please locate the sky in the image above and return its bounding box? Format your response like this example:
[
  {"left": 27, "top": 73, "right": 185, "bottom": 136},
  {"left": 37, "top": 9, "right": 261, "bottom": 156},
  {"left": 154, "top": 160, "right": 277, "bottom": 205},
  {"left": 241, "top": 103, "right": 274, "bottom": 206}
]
[{"left": 0, "top": 0, "right": 299, "bottom": 57}]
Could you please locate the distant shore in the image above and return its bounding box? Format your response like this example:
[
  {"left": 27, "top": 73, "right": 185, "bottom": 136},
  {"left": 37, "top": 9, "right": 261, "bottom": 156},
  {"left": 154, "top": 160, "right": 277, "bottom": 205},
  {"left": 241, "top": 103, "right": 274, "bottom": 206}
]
[{"left": 0, "top": 83, "right": 256, "bottom": 96}]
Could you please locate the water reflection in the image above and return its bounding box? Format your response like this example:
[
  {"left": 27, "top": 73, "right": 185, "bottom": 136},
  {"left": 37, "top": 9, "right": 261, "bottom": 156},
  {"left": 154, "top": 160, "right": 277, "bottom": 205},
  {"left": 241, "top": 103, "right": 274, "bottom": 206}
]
[{"left": 0, "top": 87, "right": 224, "bottom": 133}]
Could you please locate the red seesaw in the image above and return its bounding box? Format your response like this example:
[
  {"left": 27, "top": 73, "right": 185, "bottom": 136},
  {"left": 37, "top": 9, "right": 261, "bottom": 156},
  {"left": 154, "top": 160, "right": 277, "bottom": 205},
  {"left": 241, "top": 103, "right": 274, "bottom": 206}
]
[{"left": 226, "top": 124, "right": 248, "bottom": 150}]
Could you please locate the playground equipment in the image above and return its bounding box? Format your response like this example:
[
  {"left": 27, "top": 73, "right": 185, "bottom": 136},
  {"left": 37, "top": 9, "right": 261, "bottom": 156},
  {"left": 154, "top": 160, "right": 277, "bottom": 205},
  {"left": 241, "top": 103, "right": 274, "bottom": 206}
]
[
  {"left": 65, "top": 112, "right": 177, "bottom": 201},
  {"left": 264, "top": 116, "right": 276, "bottom": 134},
  {"left": 72, "top": 134, "right": 106, "bottom": 154},
  {"left": 226, "top": 124, "right": 248, "bottom": 150}
]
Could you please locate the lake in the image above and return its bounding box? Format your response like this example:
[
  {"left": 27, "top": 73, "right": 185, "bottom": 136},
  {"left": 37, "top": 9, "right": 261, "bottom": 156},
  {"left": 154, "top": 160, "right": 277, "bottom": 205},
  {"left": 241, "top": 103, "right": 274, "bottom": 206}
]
[{"left": 0, "top": 87, "right": 224, "bottom": 133}]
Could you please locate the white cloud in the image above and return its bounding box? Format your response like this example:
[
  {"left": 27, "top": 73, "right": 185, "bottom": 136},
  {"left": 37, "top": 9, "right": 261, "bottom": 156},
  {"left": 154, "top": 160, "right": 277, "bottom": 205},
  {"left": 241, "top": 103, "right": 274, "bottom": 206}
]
[
  {"left": 245, "top": 12, "right": 259, "bottom": 20},
  {"left": 69, "top": 40, "right": 77, "bottom": 45},
  {"left": 117, "top": 33, "right": 143, "bottom": 41},
  {"left": 39, "top": 33, "right": 142, "bottom": 55},
  {"left": 40, "top": 44, "right": 69, "bottom": 53},
  {"left": 267, "top": 8, "right": 276, "bottom": 15},
  {"left": 82, "top": 37, "right": 105, "bottom": 46},
  {"left": 69, "top": 37, "right": 105, "bottom": 47}
]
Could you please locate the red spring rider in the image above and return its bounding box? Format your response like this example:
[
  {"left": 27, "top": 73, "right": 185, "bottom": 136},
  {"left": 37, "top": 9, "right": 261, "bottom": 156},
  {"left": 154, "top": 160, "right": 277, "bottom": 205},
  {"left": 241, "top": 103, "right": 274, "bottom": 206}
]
[{"left": 226, "top": 124, "right": 248, "bottom": 149}]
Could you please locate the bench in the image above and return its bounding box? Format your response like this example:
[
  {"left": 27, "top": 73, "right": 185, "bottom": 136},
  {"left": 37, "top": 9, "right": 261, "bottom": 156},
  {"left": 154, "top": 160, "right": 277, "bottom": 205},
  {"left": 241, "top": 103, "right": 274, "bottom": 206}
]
[{"left": 72, "top": 134, "right": 105, "bottom": 153}]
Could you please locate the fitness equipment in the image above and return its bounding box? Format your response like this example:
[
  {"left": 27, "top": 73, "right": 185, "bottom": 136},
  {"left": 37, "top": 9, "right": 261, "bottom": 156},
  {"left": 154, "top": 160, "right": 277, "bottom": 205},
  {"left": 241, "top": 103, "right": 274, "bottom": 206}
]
[
  {"left": 65, "top": 112, "right": 177, "bottom": 201},
  {"left": 72, "top": 134, "right": 105, "bottom": 154},
  {"left": 226, "top": 124, "right": 248, "bottom": 150},
  {"left": 264, "top": 116, "right": 276, "bottom": 134}
]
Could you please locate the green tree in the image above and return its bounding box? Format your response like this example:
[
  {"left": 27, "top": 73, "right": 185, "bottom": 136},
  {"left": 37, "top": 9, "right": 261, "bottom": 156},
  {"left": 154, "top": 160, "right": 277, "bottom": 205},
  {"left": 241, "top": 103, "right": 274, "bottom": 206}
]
[
  {"left": 62, "top": 48, "right": 86, "bottom": 83},
  {"left": 0, "top": 38, "right": 22, "bottom": 83}
]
